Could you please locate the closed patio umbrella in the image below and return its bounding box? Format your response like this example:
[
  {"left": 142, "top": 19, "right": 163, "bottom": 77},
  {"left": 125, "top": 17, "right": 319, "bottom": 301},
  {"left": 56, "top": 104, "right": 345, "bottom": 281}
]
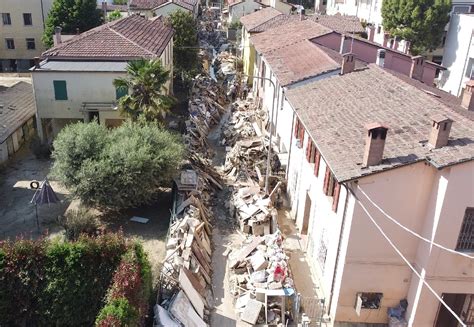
[{"left": 30, "top": 178, "right": 60, "bottom": 230}]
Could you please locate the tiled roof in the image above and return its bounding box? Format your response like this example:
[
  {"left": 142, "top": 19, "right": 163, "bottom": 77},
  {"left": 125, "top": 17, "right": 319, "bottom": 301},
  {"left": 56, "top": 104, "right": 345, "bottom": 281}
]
[
  {"left": 249, "top": 14, "right": 300, "bottom": 32},
  {"left": 240, "top": 7, "right": 282, "bottom": 31},
  {"left": 286, "top": 64, "right": 474, "bottom": 182},
  {"left": 42, "top": 15, "right": 174, "bottom": 59},
  {"left": 264, "top": 40, "right": 340, "bottom": 86},
  {"left": 129, "top": 0, "right": 167, "bottom": 9},
  {"left": 250, "top": 19, "right": 331, "bottom": 54},
  {"left": 309, "top": 14, "right": 365, "bottom": 34},
  {"left": 0, "top": 82, "right": 35, "bottom": 144},
  {"left": 174, "top": 0, "right": 198, "bottom": 11}
]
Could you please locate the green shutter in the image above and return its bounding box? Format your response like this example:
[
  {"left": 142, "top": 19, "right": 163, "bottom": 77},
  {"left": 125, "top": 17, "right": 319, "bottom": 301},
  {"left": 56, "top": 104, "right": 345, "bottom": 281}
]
[
  {"left": 115, "top": 86, "right": 127, "bottom": 100},
  {"left": 53, "top": 80, "right": 68, "bottom": 100}
]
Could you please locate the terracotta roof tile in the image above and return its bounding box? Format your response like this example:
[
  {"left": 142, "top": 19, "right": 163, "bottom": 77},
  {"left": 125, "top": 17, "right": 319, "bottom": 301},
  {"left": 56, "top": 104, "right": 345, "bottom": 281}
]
[
  {"left": 0, "top": 82, "right": 35, "bottom": 144},
  {"left": 309, "top": 14, "right": 365, "bottom": 34},
  {"left": 249, "top": 14, "right": 300, "bottom": 32},
  {"left": 42, "top": 15, "right": 174, "bottom": 59},
  {"left": 264, "top": 40, "right": 340, "bottom": 86},
  {"left": 286, "top": 64, "right": 474, "bottom": 182},
  {"left": 129, "top": 0, "right": 167, "bottom": 9},
  {"left": 250, "top": 19, "right": 331, "bottom": 54},
  {"left": 240, "top": 7, "right": 282, "bottom": 31}
]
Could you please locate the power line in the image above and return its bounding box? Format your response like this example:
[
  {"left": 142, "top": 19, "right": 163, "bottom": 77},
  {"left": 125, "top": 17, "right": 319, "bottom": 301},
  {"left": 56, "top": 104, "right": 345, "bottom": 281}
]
[
  {"left": 353, "top": 191, "right": 467, "bottom": 326},
  {"left": 357, "top": 185, "right": 474, "bottom": 260}
]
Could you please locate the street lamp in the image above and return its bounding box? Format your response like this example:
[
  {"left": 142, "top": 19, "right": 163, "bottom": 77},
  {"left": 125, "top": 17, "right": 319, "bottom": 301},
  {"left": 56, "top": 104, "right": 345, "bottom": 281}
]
[{"left": 241, "top": 74, "right": 277, "bottom": 195}]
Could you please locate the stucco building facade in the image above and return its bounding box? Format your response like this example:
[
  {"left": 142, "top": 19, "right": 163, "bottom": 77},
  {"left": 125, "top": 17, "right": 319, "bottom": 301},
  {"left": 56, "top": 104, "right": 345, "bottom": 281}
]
[
  {"left": 31, "top": 15, "right": 174, "bottom": 142},
  {"left": 0, "top": 0, "right": 53, "bottom": 72},
  {"left": 248, "top": 16, "right": 474, "bottom": 326}
]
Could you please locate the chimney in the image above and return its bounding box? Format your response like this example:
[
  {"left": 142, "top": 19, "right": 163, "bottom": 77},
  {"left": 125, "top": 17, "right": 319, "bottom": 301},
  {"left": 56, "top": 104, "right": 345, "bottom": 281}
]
[
  {"left": 376, "top": 49, "right": 385, "bottom": 68},
  {"left": 410, "top": 55, "right": 424, "bottom": 81},
  {"left": 428, "top": 114, "right": 453, "bottom": 148},
  {"left": 382, "top": 33, "right": 389, "bottom": 47},
  {"left": 404, "top": 41, "right": 411, "bottom": 54},
  {"left": 461, "top": 79, "right": 474, "bottom": 111},
  {"left": 363, "top": 123, "right": 388, "bottom": 167},
  {"left": 76, "top": 28, "right": 80, "bottom": 35},
  {"left": 34, "top": 57, "right": 40, "bottom": 69},
  {"left": 393, "top": 37, "right": 399, "bottom": 50},
  {"left": 367, "top": 25, "right": 375, "bottom": 42},
  {"left": 54, "top": 26, "right": 62, "bottom": 45},
  {"left": 341, "top": 53, "right": 355, "bottom": 75},
  {"left": 339, "top": 34, "right": 346, "bottom": 54},
  {"left": 102, "top": 1, "right": 108, "bottom": 17}
]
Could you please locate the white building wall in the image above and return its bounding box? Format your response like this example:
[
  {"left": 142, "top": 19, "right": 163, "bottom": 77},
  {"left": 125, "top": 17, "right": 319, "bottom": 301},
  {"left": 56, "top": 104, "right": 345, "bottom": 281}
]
[
  {"left": 440, "top": 14, "right": 474, "bottom": 96},
  {"left": 229, "top": 0, "right": 261, "bottom": 23},
  {"left": 154, "top": 3, "right": 196, "bottom": 18}
]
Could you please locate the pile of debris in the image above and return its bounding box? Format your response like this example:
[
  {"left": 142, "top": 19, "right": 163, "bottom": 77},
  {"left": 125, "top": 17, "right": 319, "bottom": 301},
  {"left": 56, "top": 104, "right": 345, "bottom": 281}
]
[
  {"left": 185, "top": 73, "right": 227, "bottom": 158},
  {"left": 229, "top": 183, "right": 282, "bottom": 236},
  {"left": 214, "top": 51, "right": 238, "bottom": 79},
  {"left": 221, "top": 99, "right": 266, "bottom": 147},
  {"left": 227, "top": 232, "right": 295, "bottom": 325},
  {"left": 155, "top": 189, "right": 213, "bottom": 327}
]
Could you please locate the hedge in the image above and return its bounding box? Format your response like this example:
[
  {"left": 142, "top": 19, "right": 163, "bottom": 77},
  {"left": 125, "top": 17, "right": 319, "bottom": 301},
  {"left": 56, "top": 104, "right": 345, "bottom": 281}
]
[
  {"left": 0, "top": 233, "right": 127, "bottom": 326},
  {"left": 96, "top": 242, "right": 152, "bottom": 327}
]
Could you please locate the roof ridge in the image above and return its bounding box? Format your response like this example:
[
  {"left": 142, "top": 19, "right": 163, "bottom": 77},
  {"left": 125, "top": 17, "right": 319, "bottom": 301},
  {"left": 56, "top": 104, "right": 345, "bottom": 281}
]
[{"left": 42, "top": 15, "right": 137, "bottom": 56}]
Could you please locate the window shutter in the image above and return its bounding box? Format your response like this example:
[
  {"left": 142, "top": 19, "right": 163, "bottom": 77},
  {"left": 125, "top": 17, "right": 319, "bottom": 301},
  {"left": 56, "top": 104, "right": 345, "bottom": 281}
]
[
  {"left": 323, "top": 166, "right": 330, "bottom": 195},
  {"left": 306, "top": 140, "right": 312, "bottom": 161},
  {"left": 314, "top": 150, "right": 321, "bottom": 176},
  {"left": 332, "top": 182, "right": 341, "bottom": 212},
  {"left": 294, "top": 119, "right": 299, "bottom": 138},
  {"left": 53, "top": 80, "right": 68, "bottom": 100}
]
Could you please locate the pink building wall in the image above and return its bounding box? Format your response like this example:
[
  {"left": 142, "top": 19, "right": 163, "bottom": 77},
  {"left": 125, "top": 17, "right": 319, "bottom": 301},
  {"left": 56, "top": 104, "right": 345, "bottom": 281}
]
[{"left": 314, "top": 33, "right": 441, "bottom": 86}]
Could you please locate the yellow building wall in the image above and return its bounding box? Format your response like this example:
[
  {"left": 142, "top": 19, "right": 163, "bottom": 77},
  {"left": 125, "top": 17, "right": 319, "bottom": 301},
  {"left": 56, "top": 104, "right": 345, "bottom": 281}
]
[{"left": 242, "top": 28, "right": 255, "bottom": 84}]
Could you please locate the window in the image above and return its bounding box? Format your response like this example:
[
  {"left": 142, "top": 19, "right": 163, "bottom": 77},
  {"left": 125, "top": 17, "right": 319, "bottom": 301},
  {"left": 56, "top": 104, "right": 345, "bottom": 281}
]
[
  {"left": 26, "top": 38, "right": 35, "bottom": 50},
  {"left": 356, "top": 292, "right": 383, "bottom": 311},
  {"left": 323, "top": 166, "right": 341, "bottom": 212},
  {"left": 456, "top": 208, "right": 474, "bottom": 251},
  {"left": 5, "top": 38, "right": 15, "bottom": 49},
  {"left": 466, "top": 58, "right": 474, "bottom": 78},
  {"left": 306, "top": 139, "right": 322, "bottom": 177},
  {"left": 294, "top": 118, "right": 304, "bottom": 148},
  {"left": 377, "top": 25, "right": 381, "bottom": 34},
  {"left": 23, "top": 13, "right": 32, "bottom": 25},
  {"left": 115, "top": 86, "right": 128, "bottom": 100},
  {"left": 53, "top": 80, "right": 68, "bottom": 100},
  {"left": 2, "top": 13, "right": 11, "bottom": 25}
]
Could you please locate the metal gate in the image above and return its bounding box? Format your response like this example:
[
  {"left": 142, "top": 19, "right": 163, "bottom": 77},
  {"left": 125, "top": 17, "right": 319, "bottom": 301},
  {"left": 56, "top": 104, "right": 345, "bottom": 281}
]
[{"left": 294, "top": 294, "right": 325, "bottom": 326}]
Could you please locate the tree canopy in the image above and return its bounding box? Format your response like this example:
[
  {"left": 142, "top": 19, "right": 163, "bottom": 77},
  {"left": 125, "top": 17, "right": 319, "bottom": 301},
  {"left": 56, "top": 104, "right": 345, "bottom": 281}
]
[
  {"left": 167, "top": 10, "right": 199, "bottom": 79},
  {"left": 108, "top": 10, "right": 123, "bottom": 22},
  {"left": 51, "top": 120, "right": 184, "bottom": 209},
  {"left": 113, "top": 59, "right": 175, "bottom": 121},
  {"left": 381, "top": 0, "right": 452, "bottom": 54},
  {"left": 43, "top": 0, "right": 102, "bottom": 48}
]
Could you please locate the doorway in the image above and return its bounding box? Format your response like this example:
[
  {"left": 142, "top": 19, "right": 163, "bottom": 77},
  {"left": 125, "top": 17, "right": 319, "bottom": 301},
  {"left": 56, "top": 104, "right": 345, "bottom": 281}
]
[
  {"left": 88, "top": 111, "right": 99, "bottom": 122},
  {"left": 300, "top": 192, "right": 312, "bottom": 250}
]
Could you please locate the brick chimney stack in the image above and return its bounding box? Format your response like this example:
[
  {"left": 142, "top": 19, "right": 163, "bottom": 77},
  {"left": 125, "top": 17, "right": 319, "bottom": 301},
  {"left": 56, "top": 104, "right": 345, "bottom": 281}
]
[
  {"left": 461, "top": 80, "right": 474, "bottom": 111},
  {"left": 363, "top": 123, "right": 388, "bottom": 167},
  {"left": 428, "top": 114, "right": 453, "bottom": 149},
  {"left": 410, "top": 55, "right": 424, "bottom": 81},
  {"left": 341, "top": 53, "right": 355, "bottom": 75},
  {"left": 367, "top": 25, "right": 375, "bottom": 42},
  {"left": 102, "top": 1, "right": 108, "bottom": 18},
  {"left": 54, "top": 26, "right": 62, "bottom": 46}
]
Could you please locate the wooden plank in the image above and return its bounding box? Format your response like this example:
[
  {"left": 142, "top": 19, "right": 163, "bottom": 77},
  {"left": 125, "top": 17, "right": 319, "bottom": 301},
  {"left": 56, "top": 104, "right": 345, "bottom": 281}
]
[
  {"left": 179, "top": 268, "right": 206, "bottom": 318},
  {"left": 231, "top": 236, "right": 264, "bottom": 268}
]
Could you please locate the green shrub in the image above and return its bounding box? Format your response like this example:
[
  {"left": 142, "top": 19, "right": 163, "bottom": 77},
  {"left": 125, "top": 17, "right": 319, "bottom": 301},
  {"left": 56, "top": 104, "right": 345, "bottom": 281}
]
[
  {"left": 96, "top": 298, "right": 138, "bottom": 326},
  {"left": 58, "top": 207, "right": 99, "bottom": 240},
  {"left": 96, "top": 243, "right": 152, "bottom": 327},
  {"left": 0, "top": 233, "right": 128, "bottom": 326}
]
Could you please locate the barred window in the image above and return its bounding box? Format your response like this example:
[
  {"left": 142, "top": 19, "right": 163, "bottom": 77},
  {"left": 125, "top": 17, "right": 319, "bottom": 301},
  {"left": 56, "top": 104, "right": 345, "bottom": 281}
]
[{"left": 456, "top": 208, "right": 474, "bottom": 251}]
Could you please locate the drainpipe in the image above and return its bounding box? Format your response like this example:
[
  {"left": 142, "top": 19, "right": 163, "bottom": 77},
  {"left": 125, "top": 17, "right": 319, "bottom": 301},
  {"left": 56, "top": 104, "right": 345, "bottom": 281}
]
[{"left": 327, "top": 181, "right": 352, "bottom": 317}]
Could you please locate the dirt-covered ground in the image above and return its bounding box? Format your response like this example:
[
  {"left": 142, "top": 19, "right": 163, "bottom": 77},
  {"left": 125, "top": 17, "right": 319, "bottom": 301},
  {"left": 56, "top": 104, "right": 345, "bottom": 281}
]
[{"left": 0, "top": 147, "right": 170, "bottom": 285}]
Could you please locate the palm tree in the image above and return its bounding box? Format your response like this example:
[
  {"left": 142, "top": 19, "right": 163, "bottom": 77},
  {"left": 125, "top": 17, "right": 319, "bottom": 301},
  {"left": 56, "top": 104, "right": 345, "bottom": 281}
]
[{"left": 113, "top": 59, "right": 175, "bottom": 121}]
